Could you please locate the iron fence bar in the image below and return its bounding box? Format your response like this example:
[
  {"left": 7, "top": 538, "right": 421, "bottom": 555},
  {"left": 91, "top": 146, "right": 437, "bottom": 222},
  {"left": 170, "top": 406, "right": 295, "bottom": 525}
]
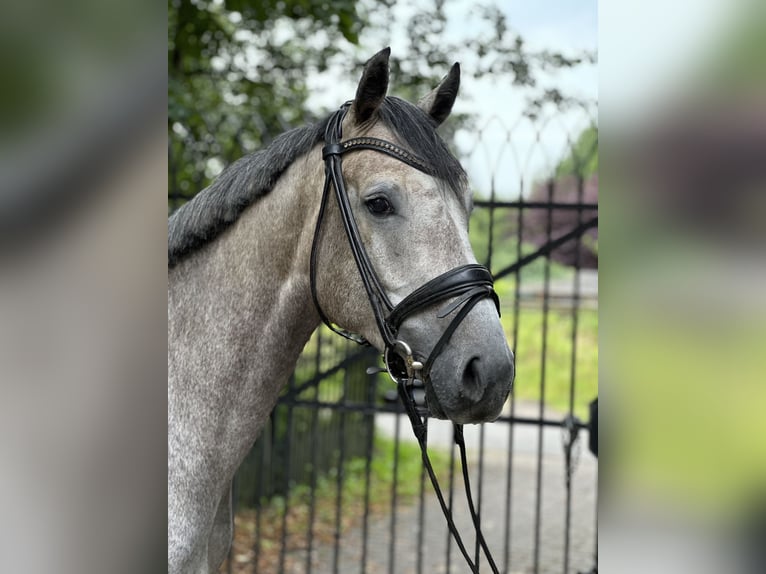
[
  {"left": 273, "top": 399, "right": 391, "bottom": 412},
  {"left": 562, "top": 416, "right": 581, "bottom": 574},
  {"left": 492, "top": 216, "right": 598, "bottom": 282},
  {"left": 486, "top": 171, "right": 496, "bottom": 270},
  {"left": 305, "top": 401, "right": 319, "bottom": 574},
  {"left": 360, "top": 377, "right": 376, "bottom": 573},
  {"left": 502, "top": 184, "right": 526, "bottom": 574},
  {"left": 476, "top": 423, "right": 487, "bottom": 571},
  {"left": 332, "top": 369, "right": 350, "bottom": 573},
  {"left": 516, "top": 292, "right": 597, "bottom": 301},
  {"left": 498, "top": 415, "right": 587, "bottom": 429},
  {"left": 278, "top": 377, "right": 296, "bottom": 573},
  {"left": 387, "top": 407, "right": 403, "bottom": 574},
  {"left": 305, "top": 332, "right": 323, "bottom": 574},
  {"left": 519, "top": 291, "right": 598, "bottom": 302},
  {"left": 502, "top": 412, "right": 514, "bottom": 574},
  {"left": 227, "top": 477, "right": 236, "bottom": 574},
  {"left": 564, "top": 175, "right": 587, "bottom": 574},
  {"left": 253, "top": 417, "right": 270, "bottom": 572},
  {"left": 533, "top": 180, "right": 555, "bottom": 574},
  {"left": 272, "top": 396, "right": 589, "bottom": 429}
]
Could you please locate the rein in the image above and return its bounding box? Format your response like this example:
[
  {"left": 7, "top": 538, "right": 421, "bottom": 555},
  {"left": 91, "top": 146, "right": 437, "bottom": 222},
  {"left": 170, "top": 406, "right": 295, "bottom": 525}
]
[{"left": 310, "top": 102, "right": 502, "bottom": 573}]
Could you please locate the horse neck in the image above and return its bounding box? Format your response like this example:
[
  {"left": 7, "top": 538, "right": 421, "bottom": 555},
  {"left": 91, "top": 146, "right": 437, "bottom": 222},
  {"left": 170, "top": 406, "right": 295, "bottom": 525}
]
[
  {"left": 168, "top": 147, "right": 324, "bottom": 424},
  {"left": 226, "top": 151, "right": 323, "bottom": 353}
]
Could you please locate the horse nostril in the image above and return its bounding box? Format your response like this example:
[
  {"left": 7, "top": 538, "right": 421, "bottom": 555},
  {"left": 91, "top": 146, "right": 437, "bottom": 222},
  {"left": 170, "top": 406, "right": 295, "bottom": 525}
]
[{"left": 461, "top": 356, "right": 484, "bottom": 402}]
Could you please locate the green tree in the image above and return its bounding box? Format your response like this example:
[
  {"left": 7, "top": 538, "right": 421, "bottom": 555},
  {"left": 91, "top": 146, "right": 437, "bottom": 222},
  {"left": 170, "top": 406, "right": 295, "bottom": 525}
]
[
  {"left": 168, "top": 0, "right": 596, "bottom": 208},
  {"left": 555, "top": 125, "right": 598, "bottom": 178},
  {"left": 168, "top": 0, "right": 365, "bottom": 207}
]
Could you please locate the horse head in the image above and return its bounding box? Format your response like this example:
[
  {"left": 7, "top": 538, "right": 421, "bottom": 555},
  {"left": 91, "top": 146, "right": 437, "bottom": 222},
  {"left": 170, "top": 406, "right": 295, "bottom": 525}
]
[{"left": 312, "top": 48, "right": 514, "bottom": 424}]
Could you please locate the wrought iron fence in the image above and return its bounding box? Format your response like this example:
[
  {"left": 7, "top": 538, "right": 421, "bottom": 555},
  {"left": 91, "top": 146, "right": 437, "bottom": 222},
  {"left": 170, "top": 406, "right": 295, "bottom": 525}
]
[{"left": 170, "top": 109, "right": 599, "bottom": 574}]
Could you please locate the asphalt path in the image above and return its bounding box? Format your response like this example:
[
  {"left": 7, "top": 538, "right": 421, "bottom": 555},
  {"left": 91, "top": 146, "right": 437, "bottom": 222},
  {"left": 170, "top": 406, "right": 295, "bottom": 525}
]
[{"left": 306, "top": 400, "right": 598, "bottom": 574}]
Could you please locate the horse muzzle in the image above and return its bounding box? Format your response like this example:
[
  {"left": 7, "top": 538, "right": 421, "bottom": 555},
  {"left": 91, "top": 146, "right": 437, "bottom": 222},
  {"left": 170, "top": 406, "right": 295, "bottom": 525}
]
[{"left": 425, "top": 345, "right": 514, "bottom": 424}]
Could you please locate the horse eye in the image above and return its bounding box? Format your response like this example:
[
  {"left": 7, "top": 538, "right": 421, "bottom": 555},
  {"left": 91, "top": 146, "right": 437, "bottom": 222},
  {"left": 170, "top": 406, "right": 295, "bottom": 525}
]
[{"left": 365, "top": 196, "right": 394, "bottom": 216}]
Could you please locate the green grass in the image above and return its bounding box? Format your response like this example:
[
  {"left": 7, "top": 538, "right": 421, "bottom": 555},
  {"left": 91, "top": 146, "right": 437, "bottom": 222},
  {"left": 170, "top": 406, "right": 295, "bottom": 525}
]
[
  {"left": 255, "top": 434, "right": 447, "bottom": 517},
  {"left": 502, "top": 306, "right": 598, "bottom": 420}
]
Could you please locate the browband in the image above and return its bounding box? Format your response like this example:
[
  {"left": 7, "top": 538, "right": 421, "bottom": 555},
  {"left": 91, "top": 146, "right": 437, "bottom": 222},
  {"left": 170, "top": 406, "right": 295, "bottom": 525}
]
[{"left": 323, "top": 136, "right": 433, "bottom": 174}]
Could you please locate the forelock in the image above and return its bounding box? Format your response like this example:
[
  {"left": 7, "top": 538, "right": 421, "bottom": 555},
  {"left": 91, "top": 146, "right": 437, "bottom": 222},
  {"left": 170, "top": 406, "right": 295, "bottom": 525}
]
[{"left": 375, "top": 97, "right": 467, "bottom": 198}]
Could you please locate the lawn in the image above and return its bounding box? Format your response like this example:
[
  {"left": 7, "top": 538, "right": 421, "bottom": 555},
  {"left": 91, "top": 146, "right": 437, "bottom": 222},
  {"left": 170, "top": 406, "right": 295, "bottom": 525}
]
[
  {"left": 490, "top": 253, "right": 598, "bottom": 421},
  {"left": 503, "top": 305, "right": 598, "bottom": 420}
]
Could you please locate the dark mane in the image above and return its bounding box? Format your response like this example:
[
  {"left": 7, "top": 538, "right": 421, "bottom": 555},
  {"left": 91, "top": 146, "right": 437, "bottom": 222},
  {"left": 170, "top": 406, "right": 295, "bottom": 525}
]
[
  {"left": 168, "top": 121, "right": 326, "bottom": 268},
  {"left": 168, "top": 97, "right": 466, "bottom": 268}
]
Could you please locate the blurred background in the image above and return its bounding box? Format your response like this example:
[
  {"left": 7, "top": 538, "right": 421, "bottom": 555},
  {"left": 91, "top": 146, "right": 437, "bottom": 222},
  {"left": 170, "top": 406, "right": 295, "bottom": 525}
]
[
  {"left": 600, "top": 1, "right": 766, "bottom": 573},
  {"left": 0, "top": 0, "right": 763, "bottom": 572}
]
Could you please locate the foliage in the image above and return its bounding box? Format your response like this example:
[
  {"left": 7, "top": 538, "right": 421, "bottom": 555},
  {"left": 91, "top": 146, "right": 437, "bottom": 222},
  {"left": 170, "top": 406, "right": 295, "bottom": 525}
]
[
  {"left": 168, "top": 0, "right": 596, "bottom": 206},
  {"left": 555, "top": 125, "right": 598, "bottom": 179},
  {"left": 168, "top": 0, "right": 365, "bottom": 204}
]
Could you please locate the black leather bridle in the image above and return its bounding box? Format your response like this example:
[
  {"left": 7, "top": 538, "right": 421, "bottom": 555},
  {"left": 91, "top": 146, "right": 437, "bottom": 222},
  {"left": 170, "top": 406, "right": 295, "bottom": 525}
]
[
  {"left": 310, "top": 102, "right": 499, "bottom": 385},
  {"left": 310, "top": 102, "right": 502, "bottom": 573}
]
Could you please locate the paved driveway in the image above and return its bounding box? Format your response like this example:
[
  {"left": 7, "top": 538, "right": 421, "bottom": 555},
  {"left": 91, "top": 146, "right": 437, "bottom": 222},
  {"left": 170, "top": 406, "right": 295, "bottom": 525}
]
[{"left": 309, "top": 401, "right": 598, "bottom": 574}]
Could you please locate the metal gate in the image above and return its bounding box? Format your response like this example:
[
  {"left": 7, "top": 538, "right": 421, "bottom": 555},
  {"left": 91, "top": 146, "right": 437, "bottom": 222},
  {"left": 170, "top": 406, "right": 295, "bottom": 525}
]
[
  {"left": 222, "top": 115, "right": 599, "bottom": 573},
  {"left": 168, "top": 103, "right": 599, "bottom": 572}
]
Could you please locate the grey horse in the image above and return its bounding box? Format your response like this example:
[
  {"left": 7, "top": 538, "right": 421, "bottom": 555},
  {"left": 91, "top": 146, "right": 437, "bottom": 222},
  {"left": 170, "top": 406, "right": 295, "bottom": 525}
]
[{"left": 168, "top": 48, "right": 514, "bottom": 573}]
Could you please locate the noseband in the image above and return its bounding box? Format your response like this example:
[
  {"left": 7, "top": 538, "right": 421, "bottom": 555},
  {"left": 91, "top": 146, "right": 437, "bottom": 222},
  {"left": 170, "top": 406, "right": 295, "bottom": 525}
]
[
  {"left": 310, "top": 102, "right": 500, "bottom": 386},
  {"left": 309, "top": 103, "right": 502, "bottom": 574}
]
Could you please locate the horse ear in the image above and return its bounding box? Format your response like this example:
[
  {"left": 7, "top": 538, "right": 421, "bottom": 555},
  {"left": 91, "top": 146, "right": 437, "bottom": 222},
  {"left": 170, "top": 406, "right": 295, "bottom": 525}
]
[
  {"left": 418, "top": 63, "right": 461, "bottom": 126},
  {"left": 352, "top": 47, "right": 390, "bottom": 125}
]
